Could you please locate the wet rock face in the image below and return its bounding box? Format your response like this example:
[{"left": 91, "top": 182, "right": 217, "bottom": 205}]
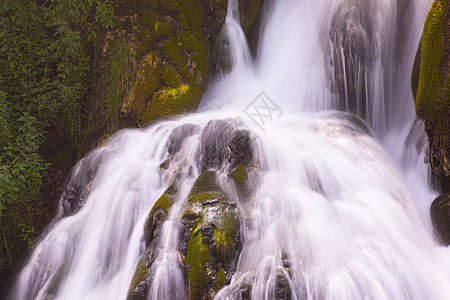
[
  {"left": 430, "top": 193, "right": 450, "bottom": 245},
  {"left": 199, "top": 120, "right": 234, "bottom": 172},
  {"left": 167, "top": 123, "right": 201, "bottom": 156},
  {"left": 198, "top": 120, "right": 254, "bottom": 173},
  {"left": 60, "top": 152, "right": 104, "bottom": 216},
  {"left": 128, "top": 187, "right": 176, "bottom": 300},
  {"left": 275, "top": 271, "right": 293, "bottom": 300},
  {"left": 328, "top": 0, "right": 375, "bottom": 119},
  {"left": 330, "top": 1, "right": 374, "bottom": 65},
  {"left": 229, "top": 129, "right": 253, "bottom": 168}
]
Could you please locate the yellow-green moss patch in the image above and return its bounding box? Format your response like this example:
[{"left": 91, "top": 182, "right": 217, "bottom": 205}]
[
  {"left": 162, "top": 63, "right": 182, "bottom": 87},
  {"left": 127, "top": 254, "right": 150, "bottom": 299},
  {"left": 214, "top": 270, "right": 227, "bottom": 292},
  {"left": 415, "top": 0, "right": 444, "bottom": 117},
  {"left": 415, "top": 0, "right": 450, "bottom": 189},
  {"left": 185, "top": 229, "right": 211, "bottom": 298}
]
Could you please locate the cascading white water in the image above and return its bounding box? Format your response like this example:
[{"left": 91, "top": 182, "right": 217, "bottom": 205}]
[{"left": 8, "top": 0, "right": 450, "bottom": 299}]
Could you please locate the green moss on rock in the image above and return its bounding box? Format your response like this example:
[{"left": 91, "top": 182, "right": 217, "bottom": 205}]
[
  {"left": 214, "top": 214, "right": 237, "bottom": 260},
  {"left": 189, "top": 170, "right": 222, "bottom": 196},
  {"left": 182, "top": 189, "right": 240, "bottom": 299},
  {"left": 162, "top": 63, "right": 182, "bottom": 87},
  {"left": 180, "top": 168, "right": 245, "bottom": 298},
  {"left": 188, "top": 191, "right": 224, "bottom": 205},
  {"left": 215, "top": 270, "right": 227, "bottom": 292},
  {"left": 141, "top": 84, "right": 202, "bottom": 123},
  {"left": 239, "top": 0, "right": 264, "bottom": 34},
  {"left": 415, "top": 0, "right": 444, "bottom": 116},
  {"left": 127, "top": 255, "right": 150, "bottom": 299},
  {"left": 415, "top": 0, "right": 450, "bottom": 192},
  {"left": 154, "top": 193, "right": 174, "bottom": 214},
  {"left": 185, "top": 228, "right": 212, "bottom": 298}
]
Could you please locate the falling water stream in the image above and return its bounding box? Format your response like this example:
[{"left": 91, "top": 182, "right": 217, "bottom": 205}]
[{"left": 8, "top": 0, "right": 450, "bottom": 299}]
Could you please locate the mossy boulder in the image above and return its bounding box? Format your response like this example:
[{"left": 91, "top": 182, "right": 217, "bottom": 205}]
[
  {"left": 85, "top": 0, "right": 265, "bottom": 153},
  {"left": 414, "top": 0, "right": 450, "bottom": 193},
  {"left": 127, "top": 186, "right": 176, "bottom": 299},
  {"left": 180, "top": 176, "right": 242, "bottom": 299},
  {"left": 430, "top": 193, "right": 450, "bottom": 245},
  {"left": 119, "top": 0, "right": 210, "bottom": 126},
  {"left": 88, "top": 0, "right": 211, "bottom": 149},
  {"left": 128, "top": 165, "right": 252, "bottom": 299},
  {"left": 411, "top": 37, "right": 422, "bottom": 101}
]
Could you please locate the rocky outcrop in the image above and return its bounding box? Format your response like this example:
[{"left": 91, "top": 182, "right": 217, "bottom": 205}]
[
  {"left": 128, "top": 120, "right": 257, "bottom": 299},
  {"left": 128, "top": 170, "right": 245, "bottom": 299},
  {"left": 181, "top": 179, "right": 242, "bottom": 298},
  {"left": 60, "top": 151, "right": 105, "bottom": 217},
  {"left": 199, "top": 120, "right": 234, "bottom": 172},
  {"left": 85, "top": 0, "right": 265, "bottom": 153},
  {"left": 90, "top": 0, "right": 212, "bottom": 143},
  {"left": 228, "top": 129, "right": 253, "bottom": 169},
  {"left": 430, "top": 193, "right": 450, "bottom": 245},
  {"left": 413, "top": 0, "right": 450, "bottom": 193},
  {"left": 127, "top": 186, "right": 177, "bottom": 300},
  {"left": 167, "top": 123, "right": 201, "bottom": 156},
  {"left": 328, "top": 0, "right": 375, "bottom": 120}
]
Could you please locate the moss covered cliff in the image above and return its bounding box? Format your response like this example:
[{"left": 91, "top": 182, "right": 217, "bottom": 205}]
[
  {"left": 414, "top": 0, "right": 450, "bottom": 193},
  {"left": 86, "top": 0, "right": 265, "bottom": 152}
]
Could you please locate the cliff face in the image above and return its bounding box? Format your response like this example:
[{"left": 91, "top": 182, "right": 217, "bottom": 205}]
[
  {"left": 413, "top": 0, "right": 450, "bottom": 246},
  {"left": 414, "top": 0, "right": 450, "bottom": 193},
  {"left": 85, "top": 0, "right": 265, "bottom": 153}
]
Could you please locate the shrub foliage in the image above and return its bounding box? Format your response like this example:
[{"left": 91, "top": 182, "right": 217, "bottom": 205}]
[{"left": 0, "top": 0, "right": 114, "bottom": 269}]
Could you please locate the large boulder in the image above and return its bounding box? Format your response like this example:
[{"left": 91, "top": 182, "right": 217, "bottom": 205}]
[
  {"left": 430, "top": 193, "right": 450, "bottom": 245},
  {"left": 228, "top": 129, "right": 253, "bottom": 169},
  {"left": 167, "top": 123, "right": 201, "bottom": 156},
  {"left": 199, "top": 120, "right": 234, "bottom": 172},
  {"left": 128, "top": 164, "right": 255, "bottom": 299},
  {"left": 328, "top": 0, "right": 375, "bottom": 119},
  {"left": 413, "top": 0, "right": 450, "bottom": 193},
  {"left": 180, "top": 185, "right": 242, "bottom": 298}
]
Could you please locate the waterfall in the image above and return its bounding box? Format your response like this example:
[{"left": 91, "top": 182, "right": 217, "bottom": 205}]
[{"left": 8, "top": 0, "right": 450, "bottom": 299}]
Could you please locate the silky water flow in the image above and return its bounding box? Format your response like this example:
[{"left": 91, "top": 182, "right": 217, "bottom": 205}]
[{"left": 7, "top": 0, "right": 450, "bottom": 299}]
